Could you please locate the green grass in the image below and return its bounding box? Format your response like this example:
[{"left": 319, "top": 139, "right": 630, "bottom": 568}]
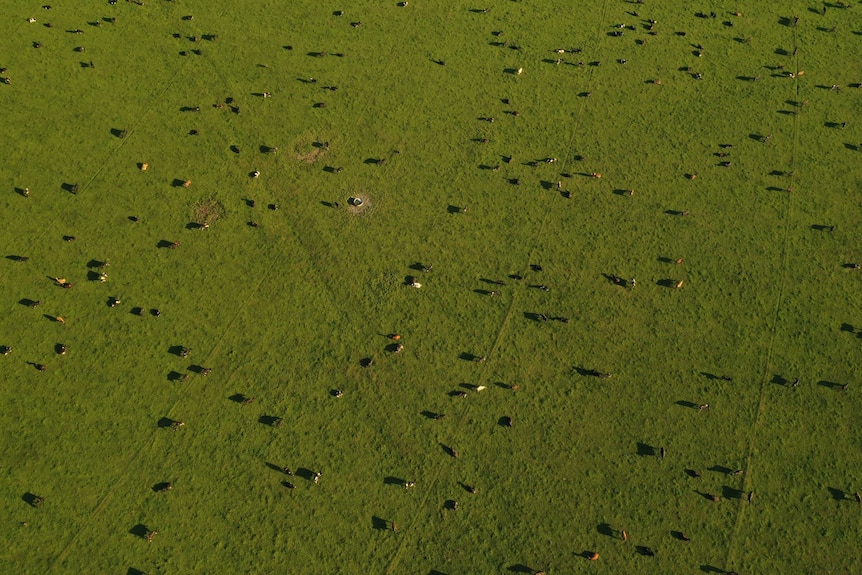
[{"left": 2, "top": 1, "right": 862, "bottom": 574}]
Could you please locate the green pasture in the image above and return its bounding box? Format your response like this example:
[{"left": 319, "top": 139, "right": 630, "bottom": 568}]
[{"left": 1, "top": 1, "right": 861, "bottom": 573}]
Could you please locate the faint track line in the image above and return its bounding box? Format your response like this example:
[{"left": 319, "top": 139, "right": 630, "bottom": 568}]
[
  {"left": 382, "top": 1, "right": 612, "bottom": 571},
  {"left": 724, "top": 22, "right": 801, "bottom": 572}
]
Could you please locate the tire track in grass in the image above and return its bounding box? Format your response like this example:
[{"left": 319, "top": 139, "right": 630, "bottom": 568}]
[
  {"left": 723, "top": 22, "right": 801, "bottom": 572},
  {"left": 381, "top": 2, "right": 612, "bottom": 572}
]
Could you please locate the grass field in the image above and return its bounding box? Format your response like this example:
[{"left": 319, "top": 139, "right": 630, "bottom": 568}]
[{"left": 1, "top": 1, "right": 862, "bottom": 574}]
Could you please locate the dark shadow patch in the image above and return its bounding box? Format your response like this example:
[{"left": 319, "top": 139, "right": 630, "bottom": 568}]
[
  {"left": 167, "top": 371, "right": 186, "bottom": 381},
  {"left": 657, "top": 279, "right": 677, "bottom": 288},
  {"left": 771, "top": 374, "right": 788, "bottom": 386},
  {"left": 635, "top": 546, "right": 655, "bottom": 556},
  {"left": 421, "top": 410, "right": 444, "bottom": 420},
  {"left": 265, "top": 462, "right": 286, "bottom": 473},
  {"left": 828, "top": 487, "right": 846, "bottom": 501},
  {"left": 129, "top": 524, "right": 150, "bottom": 539},
  {"left": 459, "top": 352, "right": 478, "bottom": 361},
  {"left": 637, "top": 442, "right": 656, "bottom": 456},
  {"left": 384, "top": 476, "right": 405, "bottom": 486},
  {"left": 61, "top": 182, "right": 79, "bottom": 194},
  {"left": 110, "top": 128, "right": 127, "bottom": 138},
  {"left": 441, "top": 444, "right": 458, "bottom": 457},
  {"left": 228, "top": 393, "right": 250, "bottom": 403},
  {"left": 685, "top": 469, "right": 701, "bottom": 478},
  {"left": 295, "top": 468, "right": 316, "bottom": 481},
  {"left": 152, "top": 482, "right": 172, "bottom": 493},
  {"left": 700, "top": 565, "right": 726, "bottom": 573},
  {"left": 506, "top": 566, "right": 536, "bottom": 574},
  {"left": 708, "top": 465, "right": 732, "bottom": 475},
  {"left": 447, "top": 204, "right": 464, "bottom": 214},
  {"left": 19, "top": 298, "right": 39, "bottom": 307},
  {"left": 843, "top": 143, "right": 859, "bottom": 151},
  {"left": 259, "top": 415, "right": 284, "bottom": 427},
  {"left": 811, "top": 224, "right": 836, "bottom": 231},
  {"left": 372, "top": 516, "right": 389, "bottom": 530},
  {"left": 359, "top": 357, "right": 374, "bottom": 368},
  {"left": 22, "top": 492, "right": 43, "bottom": 507},
  {"left": 722, "top": 486, "right": 744, "bottom": 499},
  {"left": 157, "top": 417, "right": 176, "bottom": 428},
  {"left": 597, "top": 522, "right": 615, "bottom": 537},
  {"left": 818, "top": 380, "right": 844, "bottom": 390},
  {"left": 676, "top": 400, "right": 699, "bottom": 409}
]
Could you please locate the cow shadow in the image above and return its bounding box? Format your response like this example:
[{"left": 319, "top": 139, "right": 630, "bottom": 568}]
[
  {"left": 676, "top": 400, "right": 699, "bottom": 409},
  {"left": 597, "top": 522, "right": 615, "bottom": 537},
  {"left": 384, "top": 476, "right": 406, "bottom": 486},
  {"left": 129, "top": 523, "right": 150, "bottom": 539},
  {"left": 637, "top": 442, "right": 657, "bottom": 456},
  {"left": 818, "top": 380, "right": 844, "bottom": 390},
  {"left": 372, "top": 515, "right": 389, "bottom": 530},
  {"left": 828, "top": 487, "right": 846, "bottom": 501},
  {"left": 22, "top": 492, "right": 42, "bottom": 507},
  {"left": 708, "top": 465, "right": 732, "bottom": 474},
  {"left": 722, "top": 486, "right": 744, "bottom": 499}
]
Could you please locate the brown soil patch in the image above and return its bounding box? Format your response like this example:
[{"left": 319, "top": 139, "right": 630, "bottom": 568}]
[{"left": 192, "top": 197, "right": 226, "bottom": 225}]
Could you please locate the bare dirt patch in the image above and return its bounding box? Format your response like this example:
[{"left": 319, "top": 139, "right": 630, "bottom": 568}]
[{"left": 192, "top": 197, "right": 226, "bottom": 225}]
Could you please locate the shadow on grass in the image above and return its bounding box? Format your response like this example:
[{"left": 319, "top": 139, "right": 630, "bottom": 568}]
[
  {"left": 127, "top": 569, "right": 146, "bottom": 575},
  {"left": 441, "top": 444, "right": 458, "bottom": 458},
  {"left": 828, "top": 487, "right": 847, "bottom": 501},
  {"left": 722, "top": 486, "right": 744, "bottom": 499},
  {"left": 637, "top": 442, "right": 657, "bottom": 456},
  {"left": 597, "top": 522, "right": 615, "bottom": 537},
  {"left": 372, "top": 516, "right": 389, "bottom": 530},
  {"left": 19, "top": 298, "right": 39, "bottom": 307},
  {"left": 676, "top": 400, "right": 699, "bottom": 409},
  {"left": 296, "top": 468, "right": 315, "bottom": 481},
  {"left": 129, "top": 523, "right": 150, "bottom": 539},
  {"left": 384, "top": 476, "right": 406, "bottom": 486},
  {"left": 22, "top": 492, "right": 42, "bottom": 507},
  {"left": 818, "top": 380, "right": 845, "bottom": 390},
  {"left": 259, "top": 415, "right": 283, "bottom": 427},
  {"left": 708, "top": 465, "right": 732, "bottom": 474},
  {"left": 152, "top": 482, "right": 172, "bottom": 493},
  {"left": 507, "top": 565, "right": 536, "bottom": 573},
  {"left": 700, "top": 566, "right": 727, "bottom": 573}
]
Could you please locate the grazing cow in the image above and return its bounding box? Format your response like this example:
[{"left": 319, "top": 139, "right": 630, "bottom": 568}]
[
  {"left": 170, "top": 421, "right": 185, "bottom": 430},
  {"left": 28, "top": 300, "right": 41, "bottom": 308},
  {"left": 621, "top": 529, "right": 628, "bottom": 541},
  {"left": 313, "top": 471, "right": 322, "bottom": 483},
  {"left": 660, "top": 447, "right": 666, "bottom": 459},
  {"left": 57, "top": 345, "right": 67, "bottom": 355},
  {"left": 55, "top": 316, "right": 66, "bottom": 324},
  {"left": 588, "top": 552, "right": 600, "bottom": 561},
  {"left": 698, "top": 403, "right": 709, "bottom": 411},
  {"left": 32, "top": 496, "right": 45, "bottom": 508},
  {"left": 404, "top": 481, "right": 415, "bottom": 489},
  {"left": 145, "top": 530, "right": 157, "bottom": 542},
  {"left": 169, "top": 241, "right": 180, "bottom": 249},
  {"left": 747, "top": 491, "right": 754, "bottom": 503},
  {"left": 157, "top": 482, "right": 172, "bottom": 492},
  {"left": 0, "top": 346, "right": 11, "bottom": 355}
]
